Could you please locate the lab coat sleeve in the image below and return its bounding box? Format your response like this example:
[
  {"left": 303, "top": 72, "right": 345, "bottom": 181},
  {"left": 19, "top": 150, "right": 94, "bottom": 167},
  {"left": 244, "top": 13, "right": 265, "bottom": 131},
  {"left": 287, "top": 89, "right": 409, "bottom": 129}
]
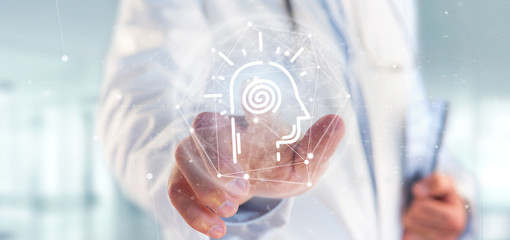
[
  {"left": 222, "top": 198, "right": 294, "bottom": 240},
  {"left": 97, "top": 0, "right": 294, "bottom": 239}
]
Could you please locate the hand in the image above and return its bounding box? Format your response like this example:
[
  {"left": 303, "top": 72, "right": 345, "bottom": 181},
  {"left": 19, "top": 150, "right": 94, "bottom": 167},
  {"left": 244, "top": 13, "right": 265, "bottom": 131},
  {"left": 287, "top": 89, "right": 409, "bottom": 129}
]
[
  {"left": 168, "top": 112, "right": 345, "bottom": 238},
  {"left": 403, "top": 173, "right": 468, "bottom": 240}
]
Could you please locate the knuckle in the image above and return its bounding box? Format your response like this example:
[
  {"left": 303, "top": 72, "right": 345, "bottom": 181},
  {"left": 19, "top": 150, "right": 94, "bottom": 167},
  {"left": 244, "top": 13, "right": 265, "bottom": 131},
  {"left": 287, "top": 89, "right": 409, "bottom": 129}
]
[
  {"left": 449, "top": 217, "right": 464, "bottom": 232},
  {"left": 192, "top": 112, "right": 216, "bottom": 129},
  {"left": 427, "top": 176, "right": 440, "bottom": 190},
  {"left": 174, "top": 140, "right": 187, "bottom": 161},
  {"left": 168, "top": 183, "right": 182, "bottom": 203},
  {"left": 174, "top": 138, "right": 195, "bottom": 166},
  {"left": 192, "top": 112, "right": 229, "bottom": 132},
  {"left": 168, "top": 186, "right": 179, "bottom": 206},
  {"left": 196, "top": 185, "right": 223, "bottom": 203},
  {"left": 402, "top": 212, "right": 414, "bottom": 227},
  {"left": 442, "top": 213, "right": 459, "bottom": 230}
]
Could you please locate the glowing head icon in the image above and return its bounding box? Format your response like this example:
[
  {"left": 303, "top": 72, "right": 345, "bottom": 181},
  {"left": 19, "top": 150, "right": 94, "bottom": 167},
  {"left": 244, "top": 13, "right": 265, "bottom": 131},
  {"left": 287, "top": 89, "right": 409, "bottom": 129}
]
[{"left": 229, "top": 61, "right": 311, "bottom": 163}]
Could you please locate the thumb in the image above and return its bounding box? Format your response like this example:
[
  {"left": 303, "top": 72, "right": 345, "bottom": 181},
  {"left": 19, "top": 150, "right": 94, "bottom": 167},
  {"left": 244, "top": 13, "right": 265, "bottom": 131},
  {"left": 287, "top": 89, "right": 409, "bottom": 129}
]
[
  {"left": 295, "top": 114, "right": 345, "bottom": 182},
  {"left": 412, "top": 173, "right": 456, "bottom": 201}
]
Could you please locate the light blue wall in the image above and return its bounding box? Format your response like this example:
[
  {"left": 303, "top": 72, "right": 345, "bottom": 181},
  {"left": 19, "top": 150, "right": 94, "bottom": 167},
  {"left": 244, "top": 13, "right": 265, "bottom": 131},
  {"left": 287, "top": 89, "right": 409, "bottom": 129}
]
[
  {"left": 0, "top": 0, "right": 508, "bottom": 239},
  {"left": 418, "top": 1, "right": 510, "bottom": 238},
  {"left": 0, "top": 1, "right": 158, "bottom": 239}
]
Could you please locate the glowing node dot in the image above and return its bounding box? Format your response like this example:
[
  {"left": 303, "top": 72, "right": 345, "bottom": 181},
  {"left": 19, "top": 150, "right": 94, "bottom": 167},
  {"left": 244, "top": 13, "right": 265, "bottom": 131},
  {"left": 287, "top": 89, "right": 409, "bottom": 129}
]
[
  {"left": 284, "top": 51, "right": 290, "bottom": 56},
  {"left": 444, "top": 10, "right": 449, "bottom": 15},
  {"left": 304, "top": 160, "right": 310, "bottom": 165},
  {"left": 116, "top": 94, "right": 122, "bottom": 99},
  {"left": 253, "top": 118, "right": 259, "bottom": 124},
  {"left": 247, "top": 21, "right": 253, "bottom": 27},
  {"left": 146, "top": 173, "right": 153, "bottom": 180},
  {"left": 177, "top": 189, "right": 181, "bottom": 193},
  {"left": 307, "top": 153, "right": 314, "bottom": 159},
  {"left": 217, "top": 173, "right": 222, "bottom": 178},
  {"left": 307, "top": 182, "right": 312, "bottom": 187},
  {"left": 61, "top": 55, "right": 68, "bottom": 62},
  {"left": 189, "top": 128, "right": 195, "bottom": 133},
  {"left": 211, "top": 48, "right": 216, "bottom": 52},
  {"left": 212, "top": 76, "right": 216, "bottom": 79},
  {"left": 175, "top": 105, "right": 180, "bottom": 109},
  {"left": 346, "top": 94, "right": 351, "bottom": 99},
  {"left": 317, "top": 65, "right": 320, "bottom": 69},
  {"left": 465, "top": 204, "right": 470, "bottom": 209},
  {"left": 190, "top": 196, "right": 195, "bottom": 200},
  {"left": 307, "top": 33, "right": 312, "bottom": 38},
  {"left": 243, "top": 173, "right": 250, "bottom": 180}
]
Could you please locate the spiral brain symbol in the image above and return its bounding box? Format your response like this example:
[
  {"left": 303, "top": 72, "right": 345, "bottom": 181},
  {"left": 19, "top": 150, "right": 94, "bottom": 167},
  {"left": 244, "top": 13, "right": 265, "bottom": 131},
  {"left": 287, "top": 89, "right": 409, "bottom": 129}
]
[{"left": 242, "top": 79, "right": 282, "bottom": 115}]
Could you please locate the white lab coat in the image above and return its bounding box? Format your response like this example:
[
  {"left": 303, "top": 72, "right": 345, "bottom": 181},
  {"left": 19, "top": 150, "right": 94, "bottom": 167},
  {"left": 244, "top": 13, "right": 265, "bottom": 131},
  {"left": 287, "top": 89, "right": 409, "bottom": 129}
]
[{"left": 98, "top": 0, "right": 476, "bottom": 239}]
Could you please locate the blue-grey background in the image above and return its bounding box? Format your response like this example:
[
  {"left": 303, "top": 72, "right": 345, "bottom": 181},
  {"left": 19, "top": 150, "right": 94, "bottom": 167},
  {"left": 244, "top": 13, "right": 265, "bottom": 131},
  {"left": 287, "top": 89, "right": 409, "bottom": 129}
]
[{"left": 0, "top": 0, "right": 508, "bottom": 239}]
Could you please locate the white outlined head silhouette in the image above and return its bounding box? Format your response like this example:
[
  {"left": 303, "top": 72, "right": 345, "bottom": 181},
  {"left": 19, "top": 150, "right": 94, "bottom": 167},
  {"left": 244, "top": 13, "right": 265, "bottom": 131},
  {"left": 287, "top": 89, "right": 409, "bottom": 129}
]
[
  {"left": 229, "top": 61, "right": 311, "bottom": 163},
  {"left": 174, "top": 20, "right": 351, "bottom": 185}
]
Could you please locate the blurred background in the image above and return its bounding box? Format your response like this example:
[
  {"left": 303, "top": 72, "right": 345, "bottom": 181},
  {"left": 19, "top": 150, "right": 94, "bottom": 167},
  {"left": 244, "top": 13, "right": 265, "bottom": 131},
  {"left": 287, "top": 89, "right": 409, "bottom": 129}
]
[{"left": 0, "top": 0, "right": 508, "bottom": 239}]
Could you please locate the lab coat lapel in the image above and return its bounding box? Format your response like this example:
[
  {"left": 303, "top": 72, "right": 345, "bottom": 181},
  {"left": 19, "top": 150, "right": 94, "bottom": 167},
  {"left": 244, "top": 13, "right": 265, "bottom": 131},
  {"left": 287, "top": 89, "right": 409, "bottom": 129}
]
[
  {"left": 315, "top": 100, "right": 380, "bottom": 240},
  {"left": 341, "top": 0, "right": 415, "bottom": 238},
  {"left": 357, "top": 63, "right": 409, "bottom": 240},
  {"left": 290, "top": 0, "right": 380, "bottom": 239}
]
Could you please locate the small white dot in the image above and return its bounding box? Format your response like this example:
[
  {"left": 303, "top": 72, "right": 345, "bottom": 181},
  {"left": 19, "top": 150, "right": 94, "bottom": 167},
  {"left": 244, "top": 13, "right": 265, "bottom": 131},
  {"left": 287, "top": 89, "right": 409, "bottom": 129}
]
[
  {"left": 175, "top": 105, "right": 180, "bottom": 109},
  {"left": 284, "top": 51, "right": 290, "bottom": 56},
  {"left": 247, "top": 22, "right": 253, "bottom": 27},
  {"left": 189, "top": 128, "right": 195, "bottom": 133},
  {"left": 253, "top": 118, "right": 259, "bottom": 124},
  {"left": 309, "top": 97, "right": 314, "bottom": 102},
  {"left": 211, "top": 48, "right": 216, "bottom": 52},
  {"left": 146, "top": 173, "right": 153, "bottom": 180},
  {"left": 304, "top": 160, "right": 310, "bottom": 165},
  {"left": 307, "top": 182, "right": 312, "bottom": 187},
  {"left": 190, "top": 196, "right": 195, "bottom": 200},
  {"left": 116, "top": 93, "right": 122, "bottom": 99},
  {"left": 243, "top": 173, "right": 250, "bottom": 180},
  {"left": 61, "top": 55, "right": 68, "bottom": 62},
  {"left": 316, "top": 65, "right": 320, "bottom": 69},
  {"left": 346, "top": 94, "right": 351, "bottom": 99},
  {"left": 465, "top": 204, "right": 470, "bottom": 209},
  {"left": 212, "top": 76, "right": 216, "bottom": 79},
  {"left": 307, "top": 153, "right": 314, "bottom": 159},
  {"left": 307, "top": 33, "right": 312, "bottom": 38},
  {"left": 93, "top": 136, "right": 98, "bottom": 141},
  {"left": 217, "top": 173, "right": 222, "bottom": 178},
  {"left": 189, "top": 159, "right": 193, "bottom": 163},
  {"left": 444, "top": 10, "right": 449, "bottom": 15},
  {"left": 177, "top": 189, "right": 181, "bottom": 193}
]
